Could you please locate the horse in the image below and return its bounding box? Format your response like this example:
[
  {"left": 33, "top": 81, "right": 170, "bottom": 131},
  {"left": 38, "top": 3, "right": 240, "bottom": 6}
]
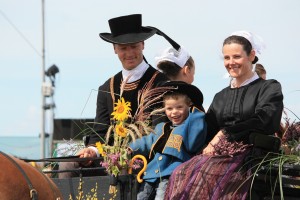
[{"left": 0, "top": 151, "right": 63, "bottom": 200}]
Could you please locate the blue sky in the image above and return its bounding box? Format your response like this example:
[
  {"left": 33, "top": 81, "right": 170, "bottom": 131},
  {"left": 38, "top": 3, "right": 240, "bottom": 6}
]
[{"left": 1, "top": 0, "right": 300, "bottom": 137}]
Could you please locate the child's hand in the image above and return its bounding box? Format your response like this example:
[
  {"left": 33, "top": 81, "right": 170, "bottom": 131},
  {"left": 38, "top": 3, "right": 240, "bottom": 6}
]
[{"left": 127, "top": 147, "right": 133, "bottom": 155}]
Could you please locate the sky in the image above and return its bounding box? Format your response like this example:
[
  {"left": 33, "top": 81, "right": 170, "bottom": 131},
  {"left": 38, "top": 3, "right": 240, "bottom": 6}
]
[{"left": 1, "top": 0, "right": 300, "bottom": 137}]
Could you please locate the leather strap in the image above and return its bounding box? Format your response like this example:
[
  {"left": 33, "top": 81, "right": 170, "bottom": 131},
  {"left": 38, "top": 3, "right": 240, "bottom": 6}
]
[
  {"left": 20, "top": 155, "right": 103, "bottom": 163},
  {"left": 0, "top": 151, "right": 38, "bottom": 200}
]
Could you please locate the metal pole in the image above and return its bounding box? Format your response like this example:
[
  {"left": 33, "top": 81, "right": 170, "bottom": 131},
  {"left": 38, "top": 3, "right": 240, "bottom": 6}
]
[{"left": 41, "top": 0, "right": 46, "bottom": 159}]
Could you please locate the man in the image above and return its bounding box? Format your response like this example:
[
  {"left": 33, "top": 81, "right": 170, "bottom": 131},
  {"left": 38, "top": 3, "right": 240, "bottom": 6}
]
[{"left": 59, "top": 14, "right": 168, "bottom": 178}]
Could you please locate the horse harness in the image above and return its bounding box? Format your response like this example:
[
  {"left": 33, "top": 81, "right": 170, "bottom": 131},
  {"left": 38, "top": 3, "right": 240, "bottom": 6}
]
[{"left": 1, "top": 151, "right": 38, "bottom": 200}]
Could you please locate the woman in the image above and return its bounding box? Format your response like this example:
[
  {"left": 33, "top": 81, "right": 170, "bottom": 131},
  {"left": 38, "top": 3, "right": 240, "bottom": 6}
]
[
  {"left": 155, "top": 46, "right": 195, "bottom": 84},
  {"left": 164, "top": 31, "right": 283, "bottom": 200}
]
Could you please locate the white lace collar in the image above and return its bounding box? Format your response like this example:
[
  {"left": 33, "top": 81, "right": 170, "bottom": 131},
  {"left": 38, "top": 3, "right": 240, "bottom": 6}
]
[
  {"left": 230, "top": 72, "right": 259, "bottom": 88},
  {"left": 122, "top": 60, "right": 149, "bottom": 83}
]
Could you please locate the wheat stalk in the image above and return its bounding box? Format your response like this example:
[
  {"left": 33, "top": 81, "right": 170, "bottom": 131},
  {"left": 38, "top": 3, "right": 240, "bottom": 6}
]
[{"left": 134, "top": 79, "right": 173, "bottom": 122}]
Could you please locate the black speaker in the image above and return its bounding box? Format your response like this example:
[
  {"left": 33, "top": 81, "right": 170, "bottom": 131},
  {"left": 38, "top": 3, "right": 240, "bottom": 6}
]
[{"left": 53, "top": 119, "right": 94, "bottom": 140}]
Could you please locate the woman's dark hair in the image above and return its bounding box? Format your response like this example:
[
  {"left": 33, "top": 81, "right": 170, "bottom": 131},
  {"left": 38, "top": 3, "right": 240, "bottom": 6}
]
[
  {"left": 223, "top": 35, "right": 258, "bottom": 64},
  {"left": 157, "top": 56, "right": 195, "bottom": 80}
]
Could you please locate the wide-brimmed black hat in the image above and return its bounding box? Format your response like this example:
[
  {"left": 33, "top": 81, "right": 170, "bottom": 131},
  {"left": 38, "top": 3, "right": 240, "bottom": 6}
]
[
  {"left": 99, "top": 14, "right": 157, "bottom": 44},
  {"left": 159, "top": 81, "right": 204, "bottom": 111}
]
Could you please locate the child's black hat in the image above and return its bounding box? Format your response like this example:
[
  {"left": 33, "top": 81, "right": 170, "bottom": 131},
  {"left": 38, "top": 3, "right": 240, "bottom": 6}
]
[{"left": 159, "top": 81, "right": 204, "bottom": 112}]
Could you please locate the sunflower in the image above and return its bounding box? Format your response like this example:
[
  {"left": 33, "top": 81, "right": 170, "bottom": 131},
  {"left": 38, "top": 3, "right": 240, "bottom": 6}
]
[
  {"left": 115, "top": 123, "right": 127, "bottom": 137},
  {"left": 111, "top": 97, "right": 131, "bottom": 121},
  {"left": 95, "top": 142, "right": 105, "bottom": 157}
]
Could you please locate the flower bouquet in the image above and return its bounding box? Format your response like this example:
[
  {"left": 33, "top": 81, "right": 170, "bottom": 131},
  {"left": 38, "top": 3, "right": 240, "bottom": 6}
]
[
  {"left": 96, "top": 98, "right": 133, "bottom": 177},
  {"left": 95, "top": 97, "right": 137, "bottom": 195}
]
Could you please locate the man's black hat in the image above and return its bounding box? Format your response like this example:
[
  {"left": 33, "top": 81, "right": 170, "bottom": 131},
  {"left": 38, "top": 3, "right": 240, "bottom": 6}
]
[{"left": 99, "top": 14, "right": 156, "bottom": 44}]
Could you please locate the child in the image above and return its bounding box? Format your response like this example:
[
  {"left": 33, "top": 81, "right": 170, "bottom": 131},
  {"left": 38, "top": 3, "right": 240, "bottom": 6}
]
[{"left": 129, "top": 81, "right": 207, "bottom": 200}]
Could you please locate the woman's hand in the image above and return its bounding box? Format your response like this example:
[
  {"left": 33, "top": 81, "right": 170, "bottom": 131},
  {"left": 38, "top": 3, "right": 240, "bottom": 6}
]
[
  {"left": 202, "top": 143, "right": 215, "bottom": 155},
  {"left": 202, "top": 130, "right": 224, "bottom": 155}
]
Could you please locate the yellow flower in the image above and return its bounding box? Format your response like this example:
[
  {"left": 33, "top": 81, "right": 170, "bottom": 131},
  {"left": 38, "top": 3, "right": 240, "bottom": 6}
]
[
  {"left": 115, "top": 123, "right": 127, "bottom": 137},
  {"left": 95, "top": 142, "right": 105, "bottom": 157},
  {"left": 111, "top": 97, "right": 131, "bottom": 121}
]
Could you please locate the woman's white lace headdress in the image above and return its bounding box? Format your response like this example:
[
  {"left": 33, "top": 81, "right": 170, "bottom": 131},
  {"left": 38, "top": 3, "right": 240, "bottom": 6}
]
[
  {"left": 155, "top": 46, "right": 190, "bottom": 68},
  {"left": 230, "top": 30, "right": 266, "bottom": 56}
]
